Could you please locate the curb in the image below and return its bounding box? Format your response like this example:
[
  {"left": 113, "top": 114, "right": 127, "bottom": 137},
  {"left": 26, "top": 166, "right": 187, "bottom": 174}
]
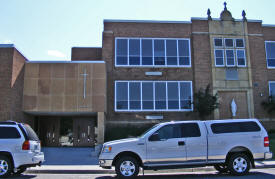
[{"left": 25, "top": 165, "right": 275, "bottom": 175}]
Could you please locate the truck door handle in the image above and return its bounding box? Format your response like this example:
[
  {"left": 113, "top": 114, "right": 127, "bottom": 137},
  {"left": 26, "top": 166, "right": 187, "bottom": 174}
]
[{"left": 178, "top": 141, "right": 185, "bottom": 146}]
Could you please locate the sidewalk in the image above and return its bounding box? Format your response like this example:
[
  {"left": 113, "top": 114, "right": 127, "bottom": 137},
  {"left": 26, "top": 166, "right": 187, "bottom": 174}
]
[
  {"left": 27, "top": 161, "right": 275, "bottom": 174},
  {"left": 26, "top": 147, "right": 275, "bottom": 174}
]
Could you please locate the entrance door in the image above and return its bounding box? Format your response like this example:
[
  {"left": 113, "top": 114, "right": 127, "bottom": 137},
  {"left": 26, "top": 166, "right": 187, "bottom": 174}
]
[
  {"left": 39, "top": 118, "right": 60, "bottom": 147},
  {"left": 73, "top": 118, "right": 95, "bottom": 147},
  {"left": 219, "top": 91, "right": 249, "bottom": 119}
]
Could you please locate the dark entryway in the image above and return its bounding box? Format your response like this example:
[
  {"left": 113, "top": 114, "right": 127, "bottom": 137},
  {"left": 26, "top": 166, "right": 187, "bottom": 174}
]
[{"left": 38, "top": 116, "right": 96, "bottom": 147}]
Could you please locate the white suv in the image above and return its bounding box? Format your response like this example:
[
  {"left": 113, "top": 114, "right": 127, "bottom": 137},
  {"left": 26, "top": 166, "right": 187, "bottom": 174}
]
[
  {"left": 0, "top": 121, "right": 44, "bottom": 177},
  {"left": 99, "top": 119, "right": 272, "bottom": 178}
]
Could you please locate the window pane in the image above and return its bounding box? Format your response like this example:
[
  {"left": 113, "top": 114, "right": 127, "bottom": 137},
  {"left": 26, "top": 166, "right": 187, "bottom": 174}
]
[
  {"left": 180, "top": 82, "right": 191, "bottom": 109},
  {"left": 116, "top": 39, "right": 128, "bottom": 65},
  {"left": 166, "top": 40, "right": 177, "bottom": 65},
  {"left": 181, "top": 123, "right": 201, "bottom": 137},
  {"left": 142, "top": 82, "right": 154, "bottom": 110},
  {"left": 178, "top": 40, "right": 189, "bottom": 56},
  {"left": 211, "top": 122, "right": 260, "bottom": 134},
  {"left": 116, "top": 39, "right": 128, "bottom": 56},
  {"left": 116, "top": 82, "right": 128, "bottom": 110},
  {"left": 270, "top": 82, "right": 275, "bottom": 97},
  {"left": 129, "top": 82, "right": 141, "bottom": 110},
  {"left": 129, "top": 39, "right": 140, "bottom": 65},
  {"left": 129, "top": 39, "right": 140, "bottom": 56},
  {"left": 215, "top": 50, "right": 224, "bottom": 66},
  {"left": 167, "top": 82, "right": 179, "bottom": 109},
  {"left": 179, "top": 57, "right": 190, "bottom": 66},
  {"left": 226, "top": 50, "right": 235, "bottom": 66},
  {"left": 166, "top": 40, "right": 177, "bottom": 56},
  {"left": 236, "top": 39, "right": 244, "bottom": 48},
  {"left": 266, "top": 42, "right": 275, "bottom": 59},
  {"left": 0, "top": 127, "right": 21, "bottom": 139},
  {"left": 157, "top": 125, "right": 181, "bottom": 140},
  {"left": 155, "top": 82, "right": 166, "bottom": 109},
  {"left": 225, "top": 39, "right": 234, "bottom": 47},
  {"left": 214, "top": 38, "right": 223, "bottom": 47},
  {"left": 237, "top": 50, "right": 246, "bottom": 66},
  {"left": 142, "top": 39, "right": 153, "bottom": 65},
  {"left": 154, "top": 40, "right": 165, "bottom": 65}
]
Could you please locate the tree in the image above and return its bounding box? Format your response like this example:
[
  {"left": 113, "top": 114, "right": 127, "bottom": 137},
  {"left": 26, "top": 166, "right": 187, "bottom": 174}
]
[
  {"left": 261, "top": 96, "right": 275, "bottom": 115},
  {"left": 192, "top": 85, "right": 219, "bottom": 120}
]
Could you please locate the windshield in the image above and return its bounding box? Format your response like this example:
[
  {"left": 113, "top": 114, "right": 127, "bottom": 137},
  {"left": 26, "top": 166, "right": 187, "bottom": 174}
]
[
  {"left": 138, "top": 124, "right": 160, "bottom": 138},
  {"left": 23, "top": 124, "right": 39, "bottom": 141}
]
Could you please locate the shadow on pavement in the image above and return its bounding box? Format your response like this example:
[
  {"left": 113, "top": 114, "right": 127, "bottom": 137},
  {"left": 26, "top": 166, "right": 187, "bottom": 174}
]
[
  {"left": 42, "top": 147, "right": 98, "bottom": 165},
  {"left": 95, "top": 171, "right": 275, "bottom": 179}
]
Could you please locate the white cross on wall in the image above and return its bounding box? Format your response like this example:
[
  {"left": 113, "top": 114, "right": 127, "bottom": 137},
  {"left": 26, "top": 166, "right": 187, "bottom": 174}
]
[{"left": 80, "top": 69, "right": 88, "bottom": 99}]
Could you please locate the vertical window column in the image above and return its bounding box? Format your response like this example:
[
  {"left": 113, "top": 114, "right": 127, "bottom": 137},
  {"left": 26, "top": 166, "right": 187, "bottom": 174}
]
[{"left": 116, "top": 39, "right": 128, "bottom": 65}]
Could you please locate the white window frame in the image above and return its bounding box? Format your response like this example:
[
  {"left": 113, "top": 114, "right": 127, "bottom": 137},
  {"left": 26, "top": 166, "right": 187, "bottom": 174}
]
[
  {"left": 269, "top": 81, "right": 275, "bottom": 97},
  {"left": 214, "top": 49, "right": 225, "bottom": 67},
  {"left": 115, "top": 37, "right": 191, "bottom": 68},
  {"left": 114, "top": 81, "right": 193, "bottom": 112},
  {"left": 236, "top": 49, "right": 246, "bottom": 67},
  {"left": 265, "top": 41, "right": 275, "bottom": 69},
  {"left": 214, "top": 38, "right": 246, "bottom": 67},
  {"left": 225, "top": 49, "right": 236, "bottom": 67},
  {"left": 235, "top": 38, "right": 245, "bottom": 48},
  {"left": 224, "top": 38, "right": 235, "bottom": 48},
  {"left": 213, "top": 38, "right": 223, "bottom": 48}
]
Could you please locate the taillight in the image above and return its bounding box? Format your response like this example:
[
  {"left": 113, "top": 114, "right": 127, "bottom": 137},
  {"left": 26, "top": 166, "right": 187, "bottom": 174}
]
[
  {"left": 264, "top": 137, "right": 269, "bottom": 147},
  {"left": 22, "top": 140, "right": 30, "bottom": 150}
]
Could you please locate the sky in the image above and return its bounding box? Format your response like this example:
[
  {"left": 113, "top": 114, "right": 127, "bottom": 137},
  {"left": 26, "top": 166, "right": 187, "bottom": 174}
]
[{"left": 0, "top": 0, "right": 275, "bottom": 61}]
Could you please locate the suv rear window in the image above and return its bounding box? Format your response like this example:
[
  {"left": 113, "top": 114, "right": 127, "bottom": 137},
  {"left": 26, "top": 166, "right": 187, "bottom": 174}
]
[
  {"left": 23, "top": 124, "right": 39, "bottom": 141},
  {"left": 0, "top": 127, "right": 21, "bottom": 139},
  {"left": 211, "top": 121, "right": 261, "bottom": 134}
]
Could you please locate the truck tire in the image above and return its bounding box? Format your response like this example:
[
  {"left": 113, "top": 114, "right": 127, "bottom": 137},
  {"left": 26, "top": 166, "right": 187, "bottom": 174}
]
[
  {"left": 115, "top": 156, "right": 139, "bottom": 178},
  {"left": 228, "top": 153, "right": 250, "bottom": 176},
  {"left": 0, "top": 155, "right": 12, "bottom": 178},
  {"left": 214, "top": 164, "right": 228, "bottom": 173}
]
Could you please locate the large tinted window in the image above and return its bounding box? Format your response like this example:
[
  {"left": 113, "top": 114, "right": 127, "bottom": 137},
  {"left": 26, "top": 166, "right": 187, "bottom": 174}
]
[
  {"left": 181, "top": 123, "right": 201, "bottom": 137},
  {"left": 116, "top": 38, "right": 191, "bottom": 67},
  {"left": 211, "top": 122, "right": 261, "bottom": 134},
  {"left": 0, "top": 127, "right": 21, "bottom": 139},
  {"left": 115, "top": 81, "right": 192, "bottom": 111},
  {"left": 23, "top": 124, "right": 39, "bottom": 141}
]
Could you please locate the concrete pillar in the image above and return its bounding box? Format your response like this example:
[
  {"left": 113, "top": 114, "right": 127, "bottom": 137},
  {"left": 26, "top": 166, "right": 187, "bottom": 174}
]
[{"left": 96, "top": 112, "right": 105, "bottom": 144}]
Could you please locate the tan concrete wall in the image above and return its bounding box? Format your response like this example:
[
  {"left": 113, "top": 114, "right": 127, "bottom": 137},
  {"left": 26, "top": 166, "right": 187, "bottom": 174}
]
[
  {"left": 23, "top": 62, "right": 106, "bottom": 113},
  {"left": 209, "top": 20, "right": 254, "bottom": 119}
]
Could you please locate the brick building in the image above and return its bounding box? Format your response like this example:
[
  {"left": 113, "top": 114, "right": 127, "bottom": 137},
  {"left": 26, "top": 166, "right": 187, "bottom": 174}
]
[{"left": 0, "top": 5, "right": 275, "bottom": 146}]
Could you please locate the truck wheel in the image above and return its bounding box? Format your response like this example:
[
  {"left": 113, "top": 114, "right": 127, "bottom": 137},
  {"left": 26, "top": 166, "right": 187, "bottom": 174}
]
[
  {"left": 115, "top": 156, "right": 139, "bottom": 178},
  {"left": 228, "top": 153, "right": 250, "bottom": 176},
  {"left": 0, "top": 155, "right": 12, "bottom": 178},
  {"left": 214, "top": 164, "right": 228, "bottom": 173}
]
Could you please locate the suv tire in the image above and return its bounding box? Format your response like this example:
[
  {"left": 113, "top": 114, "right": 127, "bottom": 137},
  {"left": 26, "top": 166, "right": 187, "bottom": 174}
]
[
  {"left": 0, "top": 155, "right": 12, "bottom": 178},
  {"left": 214, "top": 164, "right": 228, "bottom": 173},
  {"left": 228, "top": 153, "right": 250, "bottom": 176},
  {"left": 115, "top": 156, "right": 139, "bottom": 178}
]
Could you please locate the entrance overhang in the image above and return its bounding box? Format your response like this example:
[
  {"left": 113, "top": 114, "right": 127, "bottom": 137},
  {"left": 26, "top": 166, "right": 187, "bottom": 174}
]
[{"left": 24, "top": 111, "right": 97, "bottom": 117}]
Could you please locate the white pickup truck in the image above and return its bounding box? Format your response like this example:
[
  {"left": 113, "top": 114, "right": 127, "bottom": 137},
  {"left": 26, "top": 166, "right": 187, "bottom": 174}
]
[{"left": 99, "top": 119, "right": 273, "bottom": 178}]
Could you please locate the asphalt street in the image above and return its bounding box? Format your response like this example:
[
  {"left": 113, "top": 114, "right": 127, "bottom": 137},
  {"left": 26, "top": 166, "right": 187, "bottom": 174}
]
[{"left": 8, "top": 168, "right": 275, "bottom": 179}]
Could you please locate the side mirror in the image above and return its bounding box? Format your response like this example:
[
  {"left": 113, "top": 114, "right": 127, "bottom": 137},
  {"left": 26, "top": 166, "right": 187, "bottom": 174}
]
[{"left": 149, "top": 133, "right": 160, "bottom": 141}]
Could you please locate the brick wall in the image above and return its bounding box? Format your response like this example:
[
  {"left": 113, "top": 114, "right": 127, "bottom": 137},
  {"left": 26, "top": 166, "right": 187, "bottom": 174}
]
[
  {"left": 0, "top": 47, "right": 32, "bottom": 124},
  {"left": 103, "top": 20, "right": 212, "bottom": 123},
  {"left": 249, "top": 23, "right": 275, "bottom": 119},
  {"left": 71, "top": 47, "right": 102, "bottom": 61}
]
